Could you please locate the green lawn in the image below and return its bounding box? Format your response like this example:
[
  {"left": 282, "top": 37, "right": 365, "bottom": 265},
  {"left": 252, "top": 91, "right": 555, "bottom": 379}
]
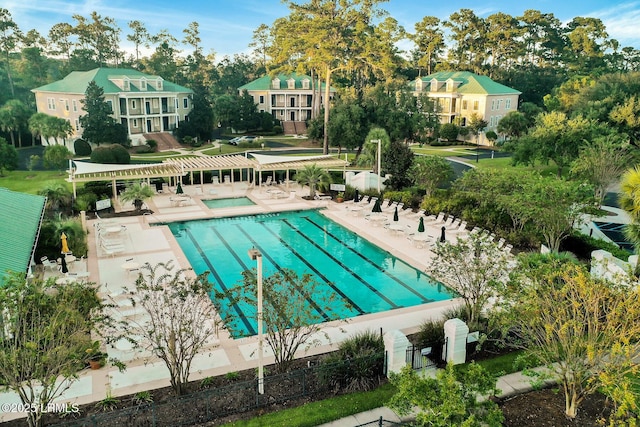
[
  {"left": 0, "top": 170, "right": 71, "bottom": 194},
  {"left": 223, "top": 383, "right": 397, "bottom": 427},
  {"left": 411, "top": 145, "right": 476, "bottom": 157}
]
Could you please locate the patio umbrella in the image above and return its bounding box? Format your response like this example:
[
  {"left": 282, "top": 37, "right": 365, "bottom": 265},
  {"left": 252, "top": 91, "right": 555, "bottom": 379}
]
[
  {"left": 440, "top": 226, "right": 446, "bottom": 242},
  {"left": 60, "top": 256, "right": 68, "bottom": 274},
  {"left": 354, "top": 189, "right": 359, "bottom": 203},
  {"left": 372, "top": 198, "right": 382, "bottom": 213},
  {"left": 61, "top": 232, "right": 69, "bottom": 254},
  {"left": 418, "top": 217, "right": 425, "bottom": 233},
  {"left": 176, "top": 181, "right": 184, "bottom": 194},
  {"left": 393, "top": 206, "right": 399, "bottom": 222}
]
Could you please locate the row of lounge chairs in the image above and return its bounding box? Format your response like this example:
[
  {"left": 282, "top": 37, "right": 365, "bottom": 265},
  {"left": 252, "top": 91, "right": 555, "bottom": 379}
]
[{"left": 95, "top": 222, "right": 127, "bottom": 256}]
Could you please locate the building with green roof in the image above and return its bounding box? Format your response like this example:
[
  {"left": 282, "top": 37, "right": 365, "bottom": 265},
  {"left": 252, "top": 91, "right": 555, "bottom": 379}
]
[
  {"left": 32, "top": 68, "right": 193, "bottom": 147},
  {"left": 0, "top": 188, "right": 46, "bottom": 282},
  {"left": 238, "top": 73, "right": 335, "bottom": 135},
  {"left": 410, "top": 71, "right": 521, "bottom": 144}
]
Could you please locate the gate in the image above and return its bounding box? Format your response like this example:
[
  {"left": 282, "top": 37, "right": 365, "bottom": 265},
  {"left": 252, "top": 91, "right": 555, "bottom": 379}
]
[{"left": 405, "top": 344, "right": 437, "bottom": 370}]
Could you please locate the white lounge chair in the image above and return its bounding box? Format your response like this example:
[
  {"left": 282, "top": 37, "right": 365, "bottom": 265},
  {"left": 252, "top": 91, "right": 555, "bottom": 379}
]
[
  {"left": 40, "top": 256, "right": 59, "bottom": 272},
  {"left": 424, "top": 212, "right": 446, "bottom": 225}
]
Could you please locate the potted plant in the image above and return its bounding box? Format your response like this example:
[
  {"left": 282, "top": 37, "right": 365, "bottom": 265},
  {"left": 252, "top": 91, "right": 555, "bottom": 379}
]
[
  {"left": 85, "top": 341, "right": 107, "bottom": 370},
  {"left": 336, "top": 192, "right": 345, "bottom": 203}
]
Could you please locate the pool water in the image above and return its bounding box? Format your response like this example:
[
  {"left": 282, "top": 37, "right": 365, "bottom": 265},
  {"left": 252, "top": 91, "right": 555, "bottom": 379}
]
[
  {"left": 202, "top": 197, "right": 256, "bottom": 209},
  {"left": 167, "top": 210, "right": 455, "bottom": 338},
  {"left": 593, "top": 222, "right": 634, "bottom": 252}
]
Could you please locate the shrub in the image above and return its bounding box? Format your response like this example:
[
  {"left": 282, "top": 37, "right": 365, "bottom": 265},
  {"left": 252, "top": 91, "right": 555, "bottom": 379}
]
[
  {"left": 562, "top": 231, "right": 631, "bottom": 261},
  {"left": 382, "top": 190, "right": 414, "bottom": 207},
  {"left": 273, "top": 125, "right": 283, "bottom": 135},
  {"left": 132, "top": 391, "right": 153, "bottom": 405},
  {"left": 74, "top": 138, "right": 92, "bottom": 156},
  {"left": 135, "top": 145, "right": 155, "bottom": 154},
  {"left": 319, "top": 330, "right": 384, "bottom": 392},
  {"left": 416, "top": 318, "right": 445, "bottom": 350},
  {"left": 439, "top": 123, "right": 459, "bottom": 141},
  {"left": 145, "top": 139, "right": 158, "bottom": 150},
  {"left": 90, "top": 144, "right": 131, "bottom": 164}
]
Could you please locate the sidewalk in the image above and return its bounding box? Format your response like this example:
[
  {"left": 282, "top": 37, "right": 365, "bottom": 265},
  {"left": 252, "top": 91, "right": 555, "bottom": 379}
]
[{"left": 317, "top": 369, "right": 548, "bottom": 426}]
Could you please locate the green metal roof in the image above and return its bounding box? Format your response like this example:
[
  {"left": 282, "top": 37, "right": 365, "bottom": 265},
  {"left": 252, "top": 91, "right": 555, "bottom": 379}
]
[
  {"left": 0, "top": 188, "right": 46, "bottom": 281},
  {"left": 411, "top": 71, "right": 521, "bottom": 95},
  {"left": 238, "top": 72, "right": 334, "bottom": 91},
  {"left": 32, "top": 68, "right": 193, "bottom": 95}
]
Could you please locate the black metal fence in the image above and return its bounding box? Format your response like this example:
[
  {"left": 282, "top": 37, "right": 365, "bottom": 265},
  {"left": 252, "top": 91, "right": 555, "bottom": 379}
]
[
  {"left": 405, "top": 344, "right": 439, "bottom": 371},
  {"left": 50, "top": 353, "right": 385, "bottom": 427},
  {"left": 355, "top": 417, "right": 411, "bottom": 427}
]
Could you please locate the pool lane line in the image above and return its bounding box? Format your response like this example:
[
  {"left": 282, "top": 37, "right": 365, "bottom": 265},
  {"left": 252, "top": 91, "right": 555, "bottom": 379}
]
[
  {"left": 302, "top": 214, "right": 434, "bottom": 304},
  {"left": 251, "top": 221, "right": 367, "bottom": 316},
  {"left": 182, "top": 227, "right": 256, "bottom": 336},
  {"left": 235, "top": 227, "right": 334, "bottom": 321},
  {"left": 209, "top": 226, "right": 296, "bottom": 330},
  {"left": 278, "top": 218, "right": 400, "bottom": 309}
]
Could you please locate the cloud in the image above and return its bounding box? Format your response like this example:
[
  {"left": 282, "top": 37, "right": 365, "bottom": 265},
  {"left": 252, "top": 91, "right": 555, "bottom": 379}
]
[{"left": 590, "top": 1, "right": 640, "bottom": 48}]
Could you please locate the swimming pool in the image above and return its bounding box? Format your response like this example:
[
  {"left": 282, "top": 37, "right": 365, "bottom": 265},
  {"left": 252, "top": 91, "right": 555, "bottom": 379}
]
[
  {"left": 202, "top": 197, "right": 256, "bottom": 209},
  {"left": 166, "top": 210, "right": 455, "bottom": 338}
]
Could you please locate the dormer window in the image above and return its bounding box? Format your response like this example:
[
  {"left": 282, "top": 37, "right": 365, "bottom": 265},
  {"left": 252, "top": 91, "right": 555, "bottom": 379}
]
[
  {"left": 415, "top": 78, "right": 423, "bottom": 91},
  {"left": 287, "top": 78, "right": 295, "bottom": 89},
  {"left": 302, "top": 79, "right": 310, "bottom": 89},
  {"left": 140, "top": 78, "right": 147, "bottom": 90},
  {"left": 123, "top": 79, "right": 130, "bottom": 91},
  {"left": 272, "top": 78, "right": 280, "bottom": 89},
  {"left": 430, "top": 79, "right": 439, "bottom": 92},
  {"left": 156, "top": 79, "right": 163, "bottom": 90}
]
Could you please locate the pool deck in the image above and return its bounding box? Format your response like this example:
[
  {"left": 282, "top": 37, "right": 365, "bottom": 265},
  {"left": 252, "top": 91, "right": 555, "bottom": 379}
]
[{"left": 0, "top": 182, "right": 464, "bottom": 422}]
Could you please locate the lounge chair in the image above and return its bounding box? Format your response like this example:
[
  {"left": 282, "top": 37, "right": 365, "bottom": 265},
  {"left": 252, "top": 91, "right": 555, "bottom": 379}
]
[
  {"left": 424, "top": 212, "right": 446, "bottom": 225},
  {"left": 446, "top": 218, "right": 462, "bottom": 230},
  {"left": 40, "top": 256, "right": 59, "bottom": 272}
]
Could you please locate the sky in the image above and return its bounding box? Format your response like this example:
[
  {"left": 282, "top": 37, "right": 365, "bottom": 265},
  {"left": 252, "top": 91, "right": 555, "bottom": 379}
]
[{"left": 5, "top": 0, "right": 640, "bottom": 59}]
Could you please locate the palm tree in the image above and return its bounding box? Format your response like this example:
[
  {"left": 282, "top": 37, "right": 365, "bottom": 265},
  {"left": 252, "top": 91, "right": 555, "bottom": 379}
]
[
  {"left": 38, "top": 182, "right": 72, "bottom": 211},
  {"left": 119, "top": 183, "right": 154, "bottom": 212},
  {"left": 295, "top": 164, "right": 331, "bottom": 199},
  {"left": 620, "top": 166, "right": 640, "bottom": 252}
]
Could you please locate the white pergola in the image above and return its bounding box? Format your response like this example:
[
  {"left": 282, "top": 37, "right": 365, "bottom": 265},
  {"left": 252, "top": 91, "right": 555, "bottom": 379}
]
[{"left": 67, "top": 153, "right": 348, "bottom": 198}]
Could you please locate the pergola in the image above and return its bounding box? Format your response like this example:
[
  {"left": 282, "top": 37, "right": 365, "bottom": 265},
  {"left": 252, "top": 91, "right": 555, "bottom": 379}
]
[{"left": 67, "top": 153, "right": 348, "bottom": 198}]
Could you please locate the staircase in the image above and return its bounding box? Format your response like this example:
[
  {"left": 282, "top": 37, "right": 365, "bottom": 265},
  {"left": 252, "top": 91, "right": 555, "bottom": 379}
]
[
  {"left": 282, "top": 121, "right": 307, "bottom": 135},
  {"left": 143, "top": 133, "right": 182, "bottom": 151}
]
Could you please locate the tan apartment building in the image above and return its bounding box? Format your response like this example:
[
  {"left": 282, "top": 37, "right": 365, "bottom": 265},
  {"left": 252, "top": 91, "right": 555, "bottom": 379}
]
[
  {"left": 238, "top": 73, "right": 335, "bottom": 135},
  {"left": 411, "top": 71, "right": 521, "bottom": 144},
  {"left": 32, "top": 68, "right": 193, "bottom": 147}
]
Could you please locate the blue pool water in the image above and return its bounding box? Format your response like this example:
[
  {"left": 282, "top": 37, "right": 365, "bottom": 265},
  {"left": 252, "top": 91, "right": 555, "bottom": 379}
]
[
  {"left": 166, "top": 210, "right": 455, "bottom": 338},
  {"left": 202, "top": 197, "right": 256, "bottom": 209}
]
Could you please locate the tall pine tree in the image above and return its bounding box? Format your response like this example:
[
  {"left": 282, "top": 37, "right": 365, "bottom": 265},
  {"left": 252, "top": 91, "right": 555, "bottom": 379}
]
[{"left": 79, "top": 80, "right": 127, "bottom": 146}]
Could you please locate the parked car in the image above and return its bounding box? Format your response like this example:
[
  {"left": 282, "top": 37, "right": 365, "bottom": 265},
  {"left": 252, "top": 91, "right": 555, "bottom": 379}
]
[
  {"left": 238, "top": 136, "right": 257, "bottom": 143},
  {"left": 228, "top": 137, "right": 241, "bottom": 145}
]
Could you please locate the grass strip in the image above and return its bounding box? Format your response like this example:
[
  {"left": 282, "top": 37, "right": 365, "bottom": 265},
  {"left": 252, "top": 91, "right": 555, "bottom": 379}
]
[{"left": 224, "top": 382, "right": 397, "bottom": 427}]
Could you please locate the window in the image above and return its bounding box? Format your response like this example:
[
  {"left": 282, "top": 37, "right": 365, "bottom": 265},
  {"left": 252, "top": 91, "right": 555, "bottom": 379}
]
[
  {"left": 124, "top": 80, "right": 130, "bottom": 91},
  {"left": 156, "top": 79, "right": 163, "bottom": 90},
  {"left": 259, "top": 95, "right": 264, "bottom": 104},
  {"left": 491, "top": 100, "right": 495, "bottom": 111},
  {"left": 272, "top": 79, "right": 280, "bottom": 89},
  {"left": 505, "top": 99, "right": 511, "bottom": 109},
  {"left": 131, "top": 100, "right": 137, "bottom": 109},
  {"left": 302, "top": 79, "right": 310, "bottom": 89},
  {"left": 140, "top": 78, "right": 147, "bottom": 90},
  {"left": 62, "top": 99, "right": 69, "bottom": 111},
  {"left": 287, "top": 79, "right": 295, "bottom": 89},
  {"left": 74, "top": 119, "right": 79, "bottom": 131},
  {"left": 497, "top": 99, "right": 503, "bottom": 110},
  {"left": 72, "top": 99, "right": 78, "bottom": 112},
  {"left": 473, "top": 100, "right": 479, "bottom": 111},
  {"left": 133, "top": 119, "right": 138, "bottom": 127},
  {"left": 47, "top": 98, "right": 55, "bottom": 110},
  {"left": 183, "top": 98, "right": 189, "bottom": 109},
  {"left": 489, "top": 116, "right": 495, "bottom": 127},
  {"left": 106, "top": 100, "right": 113, "bottom": 113},
  {"left": 462, "top": 100, "right": 468, "bottom": 110}
]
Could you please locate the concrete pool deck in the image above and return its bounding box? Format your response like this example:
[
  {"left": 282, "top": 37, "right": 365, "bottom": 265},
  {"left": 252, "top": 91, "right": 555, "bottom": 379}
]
[{"left": 0, "top": 182, "right": 464, "bottom": 423}]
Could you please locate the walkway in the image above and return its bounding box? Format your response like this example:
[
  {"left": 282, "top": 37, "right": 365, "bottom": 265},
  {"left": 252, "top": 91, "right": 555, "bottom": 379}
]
[
  {"left": 318, "top": 368, "right": 553, "bottom": 426},
  {"left": 0, "top": 184, "right": 463, "bottom": 423}
]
